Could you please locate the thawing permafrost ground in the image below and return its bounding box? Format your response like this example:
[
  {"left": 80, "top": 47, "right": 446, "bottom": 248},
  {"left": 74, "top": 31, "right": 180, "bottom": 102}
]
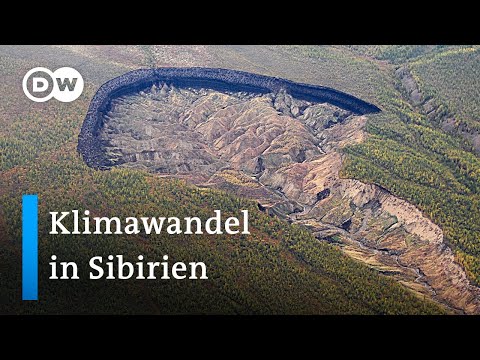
[{"left": 93, "top": 81, "right": 480, "bottom": 314}]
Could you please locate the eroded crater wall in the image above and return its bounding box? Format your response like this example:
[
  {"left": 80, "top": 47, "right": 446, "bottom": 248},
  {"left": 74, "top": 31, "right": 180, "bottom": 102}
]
[{"left": 77, "top": 68, "right": 380, "bottom": 169}]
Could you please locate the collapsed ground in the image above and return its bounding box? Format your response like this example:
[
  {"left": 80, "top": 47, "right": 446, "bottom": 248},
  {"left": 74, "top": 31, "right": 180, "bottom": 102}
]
[{"left": 95, "top": 82, "right": 480, "bottom": 314}]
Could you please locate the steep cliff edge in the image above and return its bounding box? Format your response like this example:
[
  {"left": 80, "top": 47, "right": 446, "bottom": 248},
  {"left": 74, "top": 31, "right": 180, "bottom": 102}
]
[{"left": 78, "top": 68, "right": 480, "bottom": 313}]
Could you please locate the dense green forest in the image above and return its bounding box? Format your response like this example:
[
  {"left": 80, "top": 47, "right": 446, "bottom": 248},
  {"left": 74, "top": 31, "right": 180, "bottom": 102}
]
[
  {"left": 0, "top": 48, "right": 443, "bottom": 314},
  {"left": 410, "top": 47, "right": 480, "bottom": 132},
  {"left": 339, "top": 46, "right": 480, "bottom": 284}
]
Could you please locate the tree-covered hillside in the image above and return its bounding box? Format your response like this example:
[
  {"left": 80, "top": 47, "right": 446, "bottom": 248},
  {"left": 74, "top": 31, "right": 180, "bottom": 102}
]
[{"left": 341, "top": 45, "right": 480, "bottom": 284}]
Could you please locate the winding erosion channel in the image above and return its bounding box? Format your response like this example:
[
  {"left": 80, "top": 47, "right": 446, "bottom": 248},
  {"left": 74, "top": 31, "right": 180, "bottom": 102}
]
[{"left": 78, "top": 67, "right": 480, "bottom": 314}]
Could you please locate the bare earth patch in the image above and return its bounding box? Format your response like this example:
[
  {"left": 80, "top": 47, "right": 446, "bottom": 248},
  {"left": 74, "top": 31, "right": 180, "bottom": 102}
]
[{"left": 98, "top": 83, "right": 480, "bottom": 314}]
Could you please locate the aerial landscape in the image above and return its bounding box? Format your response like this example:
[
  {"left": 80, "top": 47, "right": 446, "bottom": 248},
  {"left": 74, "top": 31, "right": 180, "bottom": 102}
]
[{"left": 0, "top": 45, "right": 479, "bottom": 314}]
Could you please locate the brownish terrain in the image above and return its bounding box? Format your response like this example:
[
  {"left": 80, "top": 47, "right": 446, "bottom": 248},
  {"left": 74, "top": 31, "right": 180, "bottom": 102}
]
[{"left": 100, "top": 83, "right": 480, "bottom": 314}]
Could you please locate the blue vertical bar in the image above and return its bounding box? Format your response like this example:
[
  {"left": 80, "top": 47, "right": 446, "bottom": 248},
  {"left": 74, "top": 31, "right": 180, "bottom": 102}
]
[{"left": 22, "top": 194, "right": 38, "bottom": 301}]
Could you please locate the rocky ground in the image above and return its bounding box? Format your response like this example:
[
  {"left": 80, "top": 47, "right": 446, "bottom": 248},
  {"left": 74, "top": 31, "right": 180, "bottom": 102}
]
[{"left": 99, "top": 83, "right": 480, "bottom": 314}]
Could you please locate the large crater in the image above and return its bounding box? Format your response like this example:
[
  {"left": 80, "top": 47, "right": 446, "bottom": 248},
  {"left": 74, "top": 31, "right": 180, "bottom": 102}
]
[
  {"left": 77, "top": 68, "right": 480, "bottom": 314},
  {"left": 77, "top": 67, "right": 380, "bottom": 169}
]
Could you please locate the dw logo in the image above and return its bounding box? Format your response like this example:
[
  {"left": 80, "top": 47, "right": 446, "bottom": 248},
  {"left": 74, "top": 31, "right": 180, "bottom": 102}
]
[{"left": 22, "top": 67, "right": 84, "bottom": 103}]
